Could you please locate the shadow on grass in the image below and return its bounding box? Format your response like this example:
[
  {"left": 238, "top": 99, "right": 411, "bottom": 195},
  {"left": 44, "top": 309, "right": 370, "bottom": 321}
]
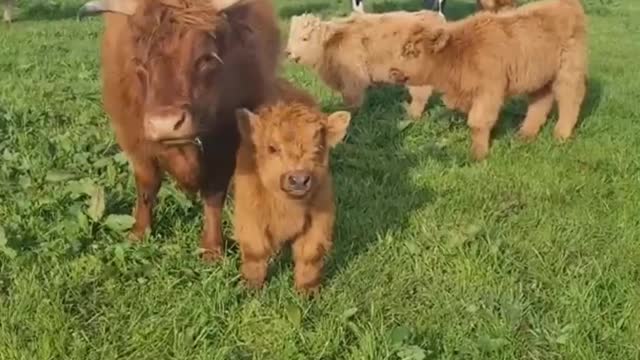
[
  {"left": 492, "top": 77, "right": 604, "bottom": 141},
  {"left": 10, "top": 1, "right": 83, "bottom": 22}
]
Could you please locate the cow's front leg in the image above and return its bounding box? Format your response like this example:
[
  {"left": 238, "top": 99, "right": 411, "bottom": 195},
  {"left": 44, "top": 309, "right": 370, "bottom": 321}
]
[{"left": 200, "top": 189, "right": 227, "bottom": 262}]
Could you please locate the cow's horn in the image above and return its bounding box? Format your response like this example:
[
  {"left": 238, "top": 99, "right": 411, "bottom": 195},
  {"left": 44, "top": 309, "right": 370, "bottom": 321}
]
[{"left": 78, "top": 0, "right": 137, "bottom": 19}]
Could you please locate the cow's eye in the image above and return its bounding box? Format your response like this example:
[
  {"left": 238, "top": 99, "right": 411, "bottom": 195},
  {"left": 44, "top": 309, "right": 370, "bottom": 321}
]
[{"left": 198, "top": 52, "right": 223, "bottom": 72}]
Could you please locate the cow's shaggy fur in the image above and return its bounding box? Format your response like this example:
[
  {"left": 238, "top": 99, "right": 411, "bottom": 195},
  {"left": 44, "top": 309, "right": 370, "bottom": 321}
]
[
  {"left": 286, "top": 12, "right": 435, "bottom": 119},
  {"left": 82, "top": 0, "right": 281, "bottom": 260},
  {"left": 398, "top": 0, "right": 587, "bottom": 160},
  {"left": 233, "top": 84, "right": 350, "bottom": 295}
]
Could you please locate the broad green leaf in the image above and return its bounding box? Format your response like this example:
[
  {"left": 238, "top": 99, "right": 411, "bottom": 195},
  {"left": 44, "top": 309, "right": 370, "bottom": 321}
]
[
  {"left": 103, "top": 214, "right": 136, "bottom": 232},
  {"left": 45, "top": 170, "right": 79, "bottom": 183},
  {"left": 389, "top": 325, "right": 412, "bottom": 346},
  {"left": 285, "top": 304, "right": 302, "bottom": 327},
  {"left": 86, "top": 185, "right": 106, "bottom": 222},
  {"left": 0, "top": 226, "right": 6, "bottom": 247},
  {"left": 396, "top": 345, "right": 427, "bottom": 360}
]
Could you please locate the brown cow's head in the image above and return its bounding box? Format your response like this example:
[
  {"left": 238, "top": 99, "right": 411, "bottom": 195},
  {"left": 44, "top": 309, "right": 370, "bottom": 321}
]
[
  {"left": 79, "top": 0, "right": 251, "bottom": 145},
  {"left": 236, "top": 102, "right": 350, "bottom": 201}
]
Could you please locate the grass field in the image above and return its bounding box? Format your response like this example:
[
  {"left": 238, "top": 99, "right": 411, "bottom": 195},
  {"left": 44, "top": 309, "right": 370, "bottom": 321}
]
[{"left": 1, "top": 0, "right": 640, "bottom": 358}]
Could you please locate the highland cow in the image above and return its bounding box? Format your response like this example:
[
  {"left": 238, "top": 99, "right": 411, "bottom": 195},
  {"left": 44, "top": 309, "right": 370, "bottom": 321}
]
[
  {"left": 78, "top": 0, "right": 281, "bottom": 261},
  {"left": 397, "top": 0, "right": 587, "bottom": 160},
  {"left": 285, "top": 12, "right": 435, "bottom": 120},
  {"left": 233, "top": 86, "right": 351, "bottom": 295}
]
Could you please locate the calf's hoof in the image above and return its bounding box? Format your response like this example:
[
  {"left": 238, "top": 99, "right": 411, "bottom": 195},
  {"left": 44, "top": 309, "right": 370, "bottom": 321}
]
[
  {"left": 470, "top": 145, "right": 489, "bottom": 162},
  {"left": 403, "top": 101, "right": 425, "bottom": 120},
  {"left": 553, "top": 128, "right": 573, "bottom": 142},
  {"left": 200, "top": 247, "right": 223, "bottom": 263},
  {"left": 516, "top": 128, "right": 539, "bottom": 143}
]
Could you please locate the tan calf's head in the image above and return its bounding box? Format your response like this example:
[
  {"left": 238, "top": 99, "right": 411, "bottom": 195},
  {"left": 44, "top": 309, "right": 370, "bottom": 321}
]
[
  {"left": 285, "top": 14, "right": 331, "bottom": 67},
  {"left": 236, "top": 103, "right": 351, "bottom": 201}
]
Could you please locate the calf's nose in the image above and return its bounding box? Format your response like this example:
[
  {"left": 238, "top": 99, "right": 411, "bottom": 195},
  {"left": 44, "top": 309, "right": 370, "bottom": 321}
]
[
  {"left": 144, "top": 108, "right": 195, "bottom": 143},
  {"left": 282, "top": 171, "right": 313, "bottom": 196}
]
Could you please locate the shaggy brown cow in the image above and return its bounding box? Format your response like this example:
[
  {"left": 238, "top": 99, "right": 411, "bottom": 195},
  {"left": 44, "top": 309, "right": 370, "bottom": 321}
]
[
  {"left": 477, "top": 0, "right": 516, "bottom": 12},
  {"left": 233, "top": 88, "right": 351, "bottom": 295},
  {"left": 285, "top": 12, "right": 435, "bottom": 120},
  {"left": 78, "top": 0, "right": 281, "bottom": 260},
  {"left": 398, "top": 0, "right": 587, "bottom": 160}
]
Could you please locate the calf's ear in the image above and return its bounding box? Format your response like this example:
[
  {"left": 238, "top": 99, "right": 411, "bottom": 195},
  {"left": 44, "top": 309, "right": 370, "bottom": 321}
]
[
  {"left": 430, "top": 28, "right": 450, "bottom": 53},
  {"left": 326, "top": 111, "right": 352, "bottom": 148},
  {"left": 235, "top": 108, "right": 260, "bottom": 142}
]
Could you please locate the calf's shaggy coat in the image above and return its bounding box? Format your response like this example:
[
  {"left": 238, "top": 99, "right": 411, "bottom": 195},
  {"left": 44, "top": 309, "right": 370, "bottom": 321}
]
[
  {"left": 233, "top": 89, "right": 351, "bottom": 294},
  {"left": 286, "top": 12, "right": 435, "bottom": 119},
  {"left": 78, "top": 0, "right": 281, "bottom": 260},
  {"left": 398, "top": 0, "right": 587, "bottom": 160}
]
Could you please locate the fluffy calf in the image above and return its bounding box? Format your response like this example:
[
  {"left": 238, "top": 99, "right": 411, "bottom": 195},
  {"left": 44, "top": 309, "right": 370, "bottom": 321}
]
[
  {"left": 286, "top": 12, "right": 435, "bottom": 119},
  {"left": 398, "top": 0, "right": 587, "bottom": 160},
  {"left": 233, "top": 88, "right": 351, "bottom": 295},
  {"left": 78, "top": 0, "right": 280, "bottom": 260}
]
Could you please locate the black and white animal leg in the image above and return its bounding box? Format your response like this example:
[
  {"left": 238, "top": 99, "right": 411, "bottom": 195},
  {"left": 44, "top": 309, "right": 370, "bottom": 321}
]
[{"left": 352, "top": 0, "right": 364, "bottom": 13}]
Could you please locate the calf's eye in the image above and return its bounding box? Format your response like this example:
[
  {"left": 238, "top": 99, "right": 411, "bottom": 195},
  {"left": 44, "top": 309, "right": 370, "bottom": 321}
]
[{"left": 267, "top": 145, "right": 279, "bottom": 154}]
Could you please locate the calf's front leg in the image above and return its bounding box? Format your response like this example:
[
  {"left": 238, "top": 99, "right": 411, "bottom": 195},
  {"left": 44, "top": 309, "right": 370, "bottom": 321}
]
[
  {"left": 292, "top": 210, "right": 334, "bottom": 295},
  {"left": 466, "top": 94, "right": 503, "bottom": 161}
]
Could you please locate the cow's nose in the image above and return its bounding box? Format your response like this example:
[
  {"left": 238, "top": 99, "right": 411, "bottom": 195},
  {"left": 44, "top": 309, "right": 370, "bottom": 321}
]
[
  {"left": 144, "top": 107, "right": 196, "bottom": 143},
  {"left": 282, "top": 171, "right": 313, "bottom": 197}
]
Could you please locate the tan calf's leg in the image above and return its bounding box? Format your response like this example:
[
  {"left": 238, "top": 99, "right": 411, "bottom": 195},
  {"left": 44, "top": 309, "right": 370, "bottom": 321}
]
[
  {"left": 552, "top": 41, "right": 587, "bottom": 141},
  {"left": 466, "top": 95, "right": 503, "bottom": 161},
  {"left": 236, "top": 222, "right": 272, "bottom": 289},
  {"left": 518, "top": 85, "right": 555, "bottom": 141},
  {"left": 292, "top": 212, "right": 334, "bottom": 295},
  {"left": 404, "top": 85, "right": 434, "bottom": 120},
  {"left": 553, "top": 75, "right": 586, "bottom": 141},
  {"left": 130, "top": 157, "right": 162, "bottom": 240},
  {"left": 340, "top": 78, "right": 368, "bottom": 111}
]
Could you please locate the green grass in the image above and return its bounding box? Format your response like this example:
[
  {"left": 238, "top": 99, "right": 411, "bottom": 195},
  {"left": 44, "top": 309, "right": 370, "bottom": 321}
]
[{"left": 1, "top": 0, "right": 640, "bottom": 358}]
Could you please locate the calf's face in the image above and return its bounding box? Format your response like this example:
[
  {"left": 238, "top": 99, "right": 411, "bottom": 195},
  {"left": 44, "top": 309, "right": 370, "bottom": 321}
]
[
  {"left": 285, "top": 15, "right": 327, "bottom": 67},
  {"left": 236, "top": 103, "right": 351, "bottom": 201}
]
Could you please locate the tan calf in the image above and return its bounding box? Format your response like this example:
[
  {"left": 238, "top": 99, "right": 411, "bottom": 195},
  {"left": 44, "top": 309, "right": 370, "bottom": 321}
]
[
  {"left": 286, "top": 12, "right": 435, "bottom": 119},
  {"left": 233, "top": 97, "right": 351, "bottom": 295},
  {"left": 398, "top": 0, "right": 587, "bottom": 160}
]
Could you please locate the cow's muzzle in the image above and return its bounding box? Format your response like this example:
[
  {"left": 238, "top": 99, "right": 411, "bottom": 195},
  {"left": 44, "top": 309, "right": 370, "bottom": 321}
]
[{"left": 144, "top": 107, "right": 197, "bottom": 145}]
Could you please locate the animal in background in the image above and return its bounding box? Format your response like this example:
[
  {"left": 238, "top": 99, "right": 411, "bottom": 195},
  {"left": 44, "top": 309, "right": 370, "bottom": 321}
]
[
  {"left": 353, "top": 0, "right": 447, "bottom": 18},
  {"left": 233, "top": 83, "right": 351, "bottom": 295},
  {"left": 77, "top": 0, "right": 281, "bottom": 260},
  {"left": 476, "top": 0, "right": 516, "bottom": 12},
  {"left": 396, "top": 0, "right": 587, "bottom": 160},
  {"left": 2, "top": 0, "right": 14, "bottom": 23},
  {"left": 286, "top": 12, "right": 435, "bottom": 120}
]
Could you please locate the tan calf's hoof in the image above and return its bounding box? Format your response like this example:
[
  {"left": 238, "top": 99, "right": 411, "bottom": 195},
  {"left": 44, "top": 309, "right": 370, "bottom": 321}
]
[
  {"left": 200, "top": 248, "right": 223, "bottom": 263},
  {"left": 470, "top": 144, "right": 489, "bottom": 161},
  {"left": 516, "top": 128, "right": 539, "bottom": 143},
  {"left": 403, "top": 101, "right": 425, "bottom": 120},
  {"left": 553, "top": 128, "right": 573, "bottom": 143}
]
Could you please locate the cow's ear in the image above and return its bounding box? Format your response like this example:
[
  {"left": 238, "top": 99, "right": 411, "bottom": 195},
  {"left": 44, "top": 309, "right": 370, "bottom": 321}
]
[
  {"left": 326, "top": 111, "right": 352, "bottom": 148},
  {"left": 430, "top": 28, "right": 450, "bottom": 53},
  {"left": 235, "top": 108, "right": 259, "bottom": 142}
]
